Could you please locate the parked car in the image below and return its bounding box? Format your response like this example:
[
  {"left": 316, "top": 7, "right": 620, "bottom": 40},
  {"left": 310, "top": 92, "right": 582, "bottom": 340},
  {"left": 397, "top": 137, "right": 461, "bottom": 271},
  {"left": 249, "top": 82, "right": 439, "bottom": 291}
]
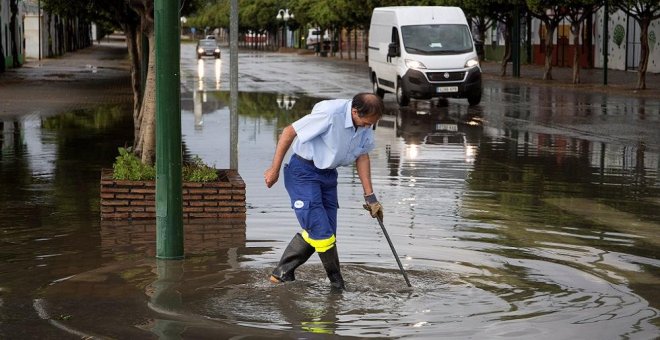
[
  {"left": 196, "top": 39, "right": 221, "bottom": 59},
  {"left": 305, "top": 28, "right": 330, "bottom": 49}
]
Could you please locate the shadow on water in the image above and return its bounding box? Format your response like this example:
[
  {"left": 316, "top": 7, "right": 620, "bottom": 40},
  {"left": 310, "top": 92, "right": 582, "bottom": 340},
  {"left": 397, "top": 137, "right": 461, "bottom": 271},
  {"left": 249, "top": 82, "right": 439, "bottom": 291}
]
[{"left": 1, "top": 81, "right": 659, "bottom": 338}]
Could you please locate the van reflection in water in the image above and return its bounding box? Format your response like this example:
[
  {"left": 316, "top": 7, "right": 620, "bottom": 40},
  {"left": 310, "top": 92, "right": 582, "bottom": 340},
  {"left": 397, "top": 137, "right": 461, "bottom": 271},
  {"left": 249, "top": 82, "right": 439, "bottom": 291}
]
[{"left": 377, "top": 103, "right": 483, "bottom": 178}]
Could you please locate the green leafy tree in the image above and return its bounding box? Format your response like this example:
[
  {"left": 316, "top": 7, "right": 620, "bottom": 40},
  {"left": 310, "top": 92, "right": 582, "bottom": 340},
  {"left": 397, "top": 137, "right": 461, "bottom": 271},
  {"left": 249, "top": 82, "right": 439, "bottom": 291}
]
[
  {"left": 564, "top": 0, "right": 603, "bottom": 84},
  {"left": 527, "top": 0, "right": 569, "bottom": 80},
  {"left": 616, "top": 0, "right": 660, "bottom": 89},
  {"left": 457, "top": 0, "right": 524, "bottom": 76}
]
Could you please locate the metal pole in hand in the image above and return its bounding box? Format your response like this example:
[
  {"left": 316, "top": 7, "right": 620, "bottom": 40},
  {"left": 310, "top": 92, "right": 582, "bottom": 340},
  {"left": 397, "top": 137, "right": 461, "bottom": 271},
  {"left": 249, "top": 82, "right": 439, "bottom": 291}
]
[{"left": 376, "top": 216, "right": 412, "bottom": 287}]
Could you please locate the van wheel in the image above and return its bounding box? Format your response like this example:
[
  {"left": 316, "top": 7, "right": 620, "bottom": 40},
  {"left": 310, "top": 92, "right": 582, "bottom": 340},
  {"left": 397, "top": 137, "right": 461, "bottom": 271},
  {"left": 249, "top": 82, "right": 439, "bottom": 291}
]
[
  {"left": 372, "top": 77, "right": 385, "bottom": 98},
  {"left": 396, "top": 81, "right": 410, "bottom": 106},
  {"left": 467, "top": 91, "right": 482, "bottom": 106}
]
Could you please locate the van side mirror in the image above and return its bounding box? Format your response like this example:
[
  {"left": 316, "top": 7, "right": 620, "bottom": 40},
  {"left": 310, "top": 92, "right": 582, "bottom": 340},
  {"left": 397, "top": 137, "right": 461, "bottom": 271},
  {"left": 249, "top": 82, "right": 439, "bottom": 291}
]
[{"left": 387, "top": 42, "right": 400, "bottom": 58}]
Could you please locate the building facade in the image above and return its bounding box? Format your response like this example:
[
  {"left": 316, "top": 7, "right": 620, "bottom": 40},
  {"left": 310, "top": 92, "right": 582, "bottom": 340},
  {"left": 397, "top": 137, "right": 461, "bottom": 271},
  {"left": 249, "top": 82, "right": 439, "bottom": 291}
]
[
  {"left": 481, "top": 7, "right": 659, "bottom": 74},
  {"left": 1, "top": 0, "right": 92, "bottom": 73}
]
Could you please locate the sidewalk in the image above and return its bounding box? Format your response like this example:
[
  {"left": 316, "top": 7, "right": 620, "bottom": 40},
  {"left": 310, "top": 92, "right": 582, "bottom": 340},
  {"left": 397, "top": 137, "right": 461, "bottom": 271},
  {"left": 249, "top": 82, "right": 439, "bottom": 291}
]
[
  {"left": 479, "top": 60, "right": 660, "bottom": 99},
  {"left": 0, "top": 36, "right": 132, "bottom": 118}
]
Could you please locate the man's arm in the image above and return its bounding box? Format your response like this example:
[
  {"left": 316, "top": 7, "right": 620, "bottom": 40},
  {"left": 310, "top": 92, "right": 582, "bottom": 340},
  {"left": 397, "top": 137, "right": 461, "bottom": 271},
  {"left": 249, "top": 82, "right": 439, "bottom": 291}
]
[
  {"left": 264, "top": 125, "right": 297, "bottom": 188},
  {"left": 356, "top": 153, "right": 373, "bottom": 195},
  {"left": 357, "top": 153, "right": 384, "bottom": 219}
]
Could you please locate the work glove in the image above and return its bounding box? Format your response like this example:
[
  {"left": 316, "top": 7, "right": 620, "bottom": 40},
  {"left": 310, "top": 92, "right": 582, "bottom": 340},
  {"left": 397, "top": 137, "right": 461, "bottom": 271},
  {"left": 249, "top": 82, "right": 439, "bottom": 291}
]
[{"left": 363, "top": 193, "right": 384, "bottom": 220}]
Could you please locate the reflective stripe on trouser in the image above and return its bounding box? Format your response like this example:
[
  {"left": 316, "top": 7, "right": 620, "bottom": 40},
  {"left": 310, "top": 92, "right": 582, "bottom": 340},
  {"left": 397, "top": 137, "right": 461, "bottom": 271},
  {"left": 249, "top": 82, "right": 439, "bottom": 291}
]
[{"left": 284, "top": 154, "right": 339, "bottom": 252}]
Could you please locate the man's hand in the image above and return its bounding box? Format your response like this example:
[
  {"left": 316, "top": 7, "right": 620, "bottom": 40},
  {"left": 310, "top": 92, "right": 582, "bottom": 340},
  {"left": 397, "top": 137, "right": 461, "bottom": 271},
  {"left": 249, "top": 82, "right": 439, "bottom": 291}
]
[
  {"left": 264, "top": 167, "right": 280, "bottom": 188},
  {"left": 363, "top": 193, "right": 384, "bottom": 220}
]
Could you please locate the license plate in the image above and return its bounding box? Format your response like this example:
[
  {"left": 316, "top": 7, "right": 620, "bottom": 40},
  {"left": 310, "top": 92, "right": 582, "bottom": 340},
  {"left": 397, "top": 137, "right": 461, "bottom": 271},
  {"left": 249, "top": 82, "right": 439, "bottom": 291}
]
[
  {"left": 436, "top": 124, "right": 458, "bottom": 131},
  {"left": 437, "top": 86, "right": 458, "bottom": 93}
]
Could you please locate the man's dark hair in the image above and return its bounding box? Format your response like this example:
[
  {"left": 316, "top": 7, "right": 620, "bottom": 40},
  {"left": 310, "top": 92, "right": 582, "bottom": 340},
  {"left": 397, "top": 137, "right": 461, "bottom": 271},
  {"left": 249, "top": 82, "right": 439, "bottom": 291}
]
[{"left": 352, "top": 93, "right": 384, "bottom": 118}]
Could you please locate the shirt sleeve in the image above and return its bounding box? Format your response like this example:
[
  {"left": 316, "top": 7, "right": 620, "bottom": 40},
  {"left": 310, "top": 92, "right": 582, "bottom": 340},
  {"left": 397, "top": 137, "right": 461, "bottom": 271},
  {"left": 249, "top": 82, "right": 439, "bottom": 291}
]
[
  {"left": 362, "top": 131, "right": 376, "bottom": 154},
  {"left": 292, "top": 101, "right": 332, "bottom": 143}
]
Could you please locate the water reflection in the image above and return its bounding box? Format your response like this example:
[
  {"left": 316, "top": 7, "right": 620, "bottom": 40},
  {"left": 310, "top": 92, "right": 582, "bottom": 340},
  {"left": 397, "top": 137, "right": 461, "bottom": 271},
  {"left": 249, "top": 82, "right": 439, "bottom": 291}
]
[
  {"left": 275, "top": 94, "right": 297, "bottom": 111},
  {"left": 196, "top": 58, "right": 222, "bottom": 91},
  {"left": 100, "top": 219, "right": 246, "bottom": 259}
]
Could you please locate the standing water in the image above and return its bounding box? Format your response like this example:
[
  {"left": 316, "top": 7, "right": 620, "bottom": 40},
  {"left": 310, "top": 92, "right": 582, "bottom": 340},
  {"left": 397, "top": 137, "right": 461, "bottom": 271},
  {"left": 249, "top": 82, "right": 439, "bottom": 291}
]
[{"left": 1, "top": 58, "right": 659, "bottom": 338}]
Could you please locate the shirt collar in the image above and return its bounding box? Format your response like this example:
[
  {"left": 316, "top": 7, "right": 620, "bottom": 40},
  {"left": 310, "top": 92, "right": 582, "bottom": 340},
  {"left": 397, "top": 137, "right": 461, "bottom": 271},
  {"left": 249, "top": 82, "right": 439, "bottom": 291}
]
[{"left": 344, "top": 102, "right": 354, "bottom": 129}]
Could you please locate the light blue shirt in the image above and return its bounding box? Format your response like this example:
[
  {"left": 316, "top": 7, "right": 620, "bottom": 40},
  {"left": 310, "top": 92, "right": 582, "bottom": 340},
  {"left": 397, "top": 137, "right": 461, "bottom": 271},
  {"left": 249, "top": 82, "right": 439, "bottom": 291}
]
[{"left": 291, "top": 99, "right": 376, "bottom": 169}]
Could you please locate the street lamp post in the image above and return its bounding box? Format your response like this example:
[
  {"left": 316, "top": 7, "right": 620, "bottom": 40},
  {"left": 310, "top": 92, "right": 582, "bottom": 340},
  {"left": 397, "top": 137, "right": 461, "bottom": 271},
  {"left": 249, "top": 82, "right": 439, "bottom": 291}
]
[
  {"left": 276, "top": 9, "right": 293, "bottom": 48},
  {"left": 180, "top": 16, "right": 187, "bottom": 39}
]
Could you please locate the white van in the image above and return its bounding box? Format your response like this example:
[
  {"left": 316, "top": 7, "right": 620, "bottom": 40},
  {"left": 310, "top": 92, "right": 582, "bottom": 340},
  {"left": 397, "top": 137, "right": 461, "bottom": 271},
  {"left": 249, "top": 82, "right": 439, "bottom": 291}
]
[
  {"left": 368, "top": 6, "right": 482, "bottom": 106},
  {"left": 306, "top": 28, "right": 330, "bottom": 49}
]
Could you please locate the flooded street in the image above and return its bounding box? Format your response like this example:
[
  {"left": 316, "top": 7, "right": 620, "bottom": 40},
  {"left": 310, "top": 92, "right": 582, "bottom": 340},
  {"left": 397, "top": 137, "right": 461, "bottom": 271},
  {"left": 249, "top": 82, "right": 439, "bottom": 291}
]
[{"left": 0, "top": 44, "right": 658, "bottom": 338}]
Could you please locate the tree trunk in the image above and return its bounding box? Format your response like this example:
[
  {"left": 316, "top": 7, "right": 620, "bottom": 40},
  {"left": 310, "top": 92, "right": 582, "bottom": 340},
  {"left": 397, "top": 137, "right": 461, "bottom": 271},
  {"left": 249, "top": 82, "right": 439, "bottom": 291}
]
[
  {"left": 123, "top": 23, "right": 142, "bottom": 151},
  {"left": 543, "top": 23, "right": 556, "bottom": 80},
  {"left": 500, "top": 18, "right": 512, "bottom": 77},
  {"left": 128, "top": 0, "right": 156, "bottom": 165},
  {"left": 571, "top": 21, "right": 581, "bottom": 84},
  {"left": 9, "top": 0, "right": 20, "bottom": 68},
  {"left": 636, "top": 19, "right": 649, "bottom": 90},
  {"left": 339, "top": 28, "right": 343, "bottom": 59},
  {"left": 347, "top": 28, "right": 352, "bottom": 60},
  {"left": 477, "top": 18, "right": 487, "bottom": 61},
  {"left": 137, "top": 31, "right": 156, "bottom": 165},
  {"left": 353, "top": 29, "right": 358, "bottom": 60},
  {"left": 364, "top": 30, "right": 368, "bottom": 62},
  {"left": 586, "top": 14, "right": 593, "bottom": 68},
  {"left": 0, "top": 33, "right": 5, "bottom": 72},
  {"left": 47, "top": 15, "right": 53, "bottom": 57}
]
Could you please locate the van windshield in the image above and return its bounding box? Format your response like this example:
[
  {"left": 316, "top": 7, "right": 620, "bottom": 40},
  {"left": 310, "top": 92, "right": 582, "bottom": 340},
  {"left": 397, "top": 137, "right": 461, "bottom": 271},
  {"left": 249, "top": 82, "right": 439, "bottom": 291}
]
[{"left": 401, "top": 24, "right": 473, "bottom": 55}]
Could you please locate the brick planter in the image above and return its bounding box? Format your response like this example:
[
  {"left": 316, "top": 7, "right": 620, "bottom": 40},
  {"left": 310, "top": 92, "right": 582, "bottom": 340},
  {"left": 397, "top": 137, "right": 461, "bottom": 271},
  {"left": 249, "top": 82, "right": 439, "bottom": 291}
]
[{"left": 100, "top": 169, "right": 246, "bottom": 220}]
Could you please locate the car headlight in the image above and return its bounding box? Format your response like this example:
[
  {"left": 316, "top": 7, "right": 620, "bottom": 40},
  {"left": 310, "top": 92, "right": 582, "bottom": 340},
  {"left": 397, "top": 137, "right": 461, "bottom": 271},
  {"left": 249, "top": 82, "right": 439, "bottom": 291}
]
[
  {"left": 215, "top": 48, "right": 220, "bottom": 53},
  {"left": 405, "top": 59, "right": 427, "bottom": 69},
  {"left": 197, "top": 48, "right": 204, "bottom": 53},
  {"left": 465, "top": 58, "right": 479, "bottom": 68}
]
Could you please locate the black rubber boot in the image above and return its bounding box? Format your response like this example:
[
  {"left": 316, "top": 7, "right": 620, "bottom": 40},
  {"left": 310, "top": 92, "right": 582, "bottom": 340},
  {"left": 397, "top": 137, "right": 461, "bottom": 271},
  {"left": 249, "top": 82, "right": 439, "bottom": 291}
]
[
  {"left": 271, "top": 233, "right": 315, "bottom": 282},
  {"left": 318, "top": 245, "right": 345, "bottom": 290}
]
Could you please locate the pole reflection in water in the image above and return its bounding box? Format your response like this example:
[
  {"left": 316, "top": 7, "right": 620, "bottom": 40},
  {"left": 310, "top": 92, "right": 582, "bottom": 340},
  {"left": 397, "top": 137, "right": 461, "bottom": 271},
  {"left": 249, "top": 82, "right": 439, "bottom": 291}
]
[
  {"left": 148, "top": 260, "right": 186, "bottom": 338},
  {"left": 193, "top": 89, "right": 203, "bottom": 129}
]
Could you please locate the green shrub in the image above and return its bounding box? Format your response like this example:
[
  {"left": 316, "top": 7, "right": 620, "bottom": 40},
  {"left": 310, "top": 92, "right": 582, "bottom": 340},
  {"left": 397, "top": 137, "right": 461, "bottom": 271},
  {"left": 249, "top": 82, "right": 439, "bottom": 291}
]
[
  {"left": 112, "top": 148, "right": 218, "bottom": 182},
  {"left": 112, "top": 147, "right": 156, "bottom": 181},
  {"left": 183, "top": 155, "right": 218, "bottom": 182}
]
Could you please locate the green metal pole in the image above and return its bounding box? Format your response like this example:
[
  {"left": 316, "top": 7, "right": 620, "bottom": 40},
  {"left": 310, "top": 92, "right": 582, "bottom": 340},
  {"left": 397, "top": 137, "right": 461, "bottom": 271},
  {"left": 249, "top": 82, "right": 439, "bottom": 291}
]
[
  {"left": 230, "top": 0, "right": 239, "bottom": 170},
  {"left": 155, "top": 0, "right": 184, "bottom": 259}
]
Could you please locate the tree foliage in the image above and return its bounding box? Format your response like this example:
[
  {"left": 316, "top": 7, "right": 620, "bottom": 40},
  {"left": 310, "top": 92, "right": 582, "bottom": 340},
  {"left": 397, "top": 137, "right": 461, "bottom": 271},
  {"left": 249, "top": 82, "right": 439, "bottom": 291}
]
[
  {"left": 564, "top": 0, "right": 603, "bottom": 84},
  {"left": 616, "top": 0, "right": 660, "bottom": 89},
  {"left": 526, "top": 0, "right": 569, "bottom": 80}
]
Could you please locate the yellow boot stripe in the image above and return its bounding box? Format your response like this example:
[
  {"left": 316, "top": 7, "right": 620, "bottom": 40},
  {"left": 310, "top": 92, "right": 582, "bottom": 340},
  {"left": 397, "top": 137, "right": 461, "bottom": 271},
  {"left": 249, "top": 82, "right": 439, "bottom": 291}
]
[{"left": 300, "top": 230, "right": 335, "bottom": 253}]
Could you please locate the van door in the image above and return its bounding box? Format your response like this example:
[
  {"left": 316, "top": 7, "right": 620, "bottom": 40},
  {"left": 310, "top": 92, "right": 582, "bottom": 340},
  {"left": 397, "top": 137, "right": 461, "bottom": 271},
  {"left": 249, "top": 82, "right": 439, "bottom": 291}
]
[{"left": 381, "top": 27, "right": 402, "bottom": 90}]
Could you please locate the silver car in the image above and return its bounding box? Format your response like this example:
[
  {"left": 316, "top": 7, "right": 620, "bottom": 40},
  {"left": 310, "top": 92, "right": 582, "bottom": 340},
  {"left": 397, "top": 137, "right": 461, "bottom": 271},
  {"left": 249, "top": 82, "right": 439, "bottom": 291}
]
[{"left": 196, "top": 39, "right": 220, "bottom": 59}]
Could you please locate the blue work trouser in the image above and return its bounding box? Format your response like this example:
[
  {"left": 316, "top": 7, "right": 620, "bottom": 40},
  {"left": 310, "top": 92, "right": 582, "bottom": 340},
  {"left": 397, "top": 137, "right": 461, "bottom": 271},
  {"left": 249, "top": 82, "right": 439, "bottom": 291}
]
[{"left": 284, "top": 154, "right": 339, "bottom": 252}]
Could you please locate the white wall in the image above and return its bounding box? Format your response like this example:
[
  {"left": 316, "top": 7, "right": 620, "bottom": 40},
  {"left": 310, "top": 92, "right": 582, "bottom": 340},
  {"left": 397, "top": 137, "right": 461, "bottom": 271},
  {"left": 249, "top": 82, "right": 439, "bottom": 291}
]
[
  {"left": 481, "top": 8, "right": 659, "bottom": 74},
  {"left": 594, "top": 7, "right": 660, "bottom": 73},
  {"left": 24, "top": 14, "right": 44, "bottom": 59}
]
